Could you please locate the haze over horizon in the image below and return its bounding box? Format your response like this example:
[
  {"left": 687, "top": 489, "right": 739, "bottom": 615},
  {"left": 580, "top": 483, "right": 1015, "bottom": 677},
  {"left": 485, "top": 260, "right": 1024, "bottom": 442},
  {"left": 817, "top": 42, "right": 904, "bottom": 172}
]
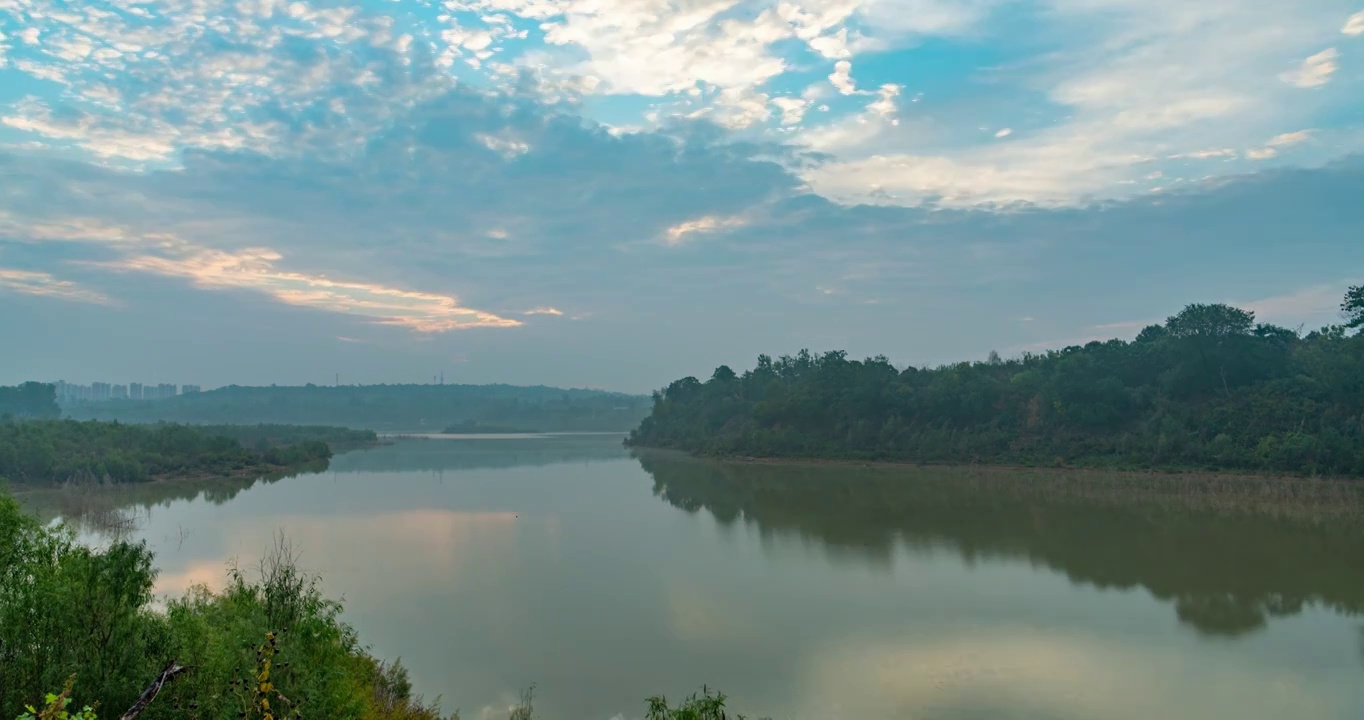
[{"left": 2, "top": 0, "right": 1363, "bottom": 393}]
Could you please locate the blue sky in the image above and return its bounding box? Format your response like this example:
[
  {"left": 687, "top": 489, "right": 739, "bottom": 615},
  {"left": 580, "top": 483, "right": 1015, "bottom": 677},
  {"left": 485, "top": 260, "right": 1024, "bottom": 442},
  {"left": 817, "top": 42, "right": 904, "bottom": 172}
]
[{"left": 1, "top": 0, "right": 1362, "bottom": 392}]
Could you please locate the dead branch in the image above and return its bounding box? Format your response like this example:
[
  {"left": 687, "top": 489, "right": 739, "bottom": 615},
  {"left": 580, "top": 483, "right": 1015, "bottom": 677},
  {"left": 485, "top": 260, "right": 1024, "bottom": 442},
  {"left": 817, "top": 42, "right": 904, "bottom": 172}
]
[{"left": 119, "top": 661, "right": 190, "bottom": 720}]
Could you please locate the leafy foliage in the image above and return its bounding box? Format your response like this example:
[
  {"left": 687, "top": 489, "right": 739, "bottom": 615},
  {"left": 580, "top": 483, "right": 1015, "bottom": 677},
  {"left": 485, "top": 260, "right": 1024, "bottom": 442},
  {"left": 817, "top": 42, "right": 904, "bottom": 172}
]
[
  {"left": 0, "top": 420, "right": 346, "bottom": 485},
  {"left": 645, "top": 687, "right": 770, "bottom": 720},
  {"left": 0, "top": 383, "right": 60, "bottom": 421},
  {"left": 0, "top": 496, "right": 168, "bottom": 717},
  {"left": 0, "top": 495, "right": 454, "bottom": 720},
  {"left": 66, "top": 384, "right": 648, "bottom": 432},
  {"left": 14, "top": 676, "right": 98, "bottom": 720},
  {"left": 629, "top": 300, "right": 1364, "bottom": 476},
  {"left": 1344, "top": 284, "right": 1364, "bottom": 330}
]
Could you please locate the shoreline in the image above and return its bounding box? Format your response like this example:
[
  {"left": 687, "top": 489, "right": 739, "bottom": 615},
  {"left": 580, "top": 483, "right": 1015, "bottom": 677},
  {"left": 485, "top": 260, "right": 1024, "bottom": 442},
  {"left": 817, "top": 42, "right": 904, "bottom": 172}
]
[
  {"left": 3, "top": 441, "right": 380, "bottom": 492},
  {"left": 628, "top": 446, "right": 1361, "bottom": 484}
]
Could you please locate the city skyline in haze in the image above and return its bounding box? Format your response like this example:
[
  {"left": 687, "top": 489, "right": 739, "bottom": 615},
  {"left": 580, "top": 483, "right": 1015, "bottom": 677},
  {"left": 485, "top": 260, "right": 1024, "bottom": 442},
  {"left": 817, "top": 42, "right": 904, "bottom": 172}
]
[{"left": 2, "top": 1, "right": 1362, "bottom": 393}]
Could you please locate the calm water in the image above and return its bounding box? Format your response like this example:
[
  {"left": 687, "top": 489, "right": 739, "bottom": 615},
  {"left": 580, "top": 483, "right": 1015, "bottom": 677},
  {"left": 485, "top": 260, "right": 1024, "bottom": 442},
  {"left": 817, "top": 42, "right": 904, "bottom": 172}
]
[{"left": 21, "top": 435, "right": 1364, "bottom": 720}]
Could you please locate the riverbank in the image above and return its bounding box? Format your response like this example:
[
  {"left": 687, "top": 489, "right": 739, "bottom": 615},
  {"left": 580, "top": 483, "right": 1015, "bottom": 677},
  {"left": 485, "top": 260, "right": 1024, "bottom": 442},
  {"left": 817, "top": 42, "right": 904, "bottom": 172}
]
[
  {"left": 631, "top": 447, "right": 1364, "bottom": 521},
  {"left": 647, "top": 446, "right": 1360, "bottom": 480}
]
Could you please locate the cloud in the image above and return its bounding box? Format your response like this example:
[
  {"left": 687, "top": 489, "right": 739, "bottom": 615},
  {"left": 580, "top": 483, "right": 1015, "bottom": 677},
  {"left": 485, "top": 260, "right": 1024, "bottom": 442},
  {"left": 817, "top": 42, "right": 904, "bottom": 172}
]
[
  {"left": 1344, "top": 11, "right": 1364, "bottom": 36},
  {"left": 995, "top": 128, "right": 1013, "bottom": 138},
  {"left": 88, "top": 241, "right": 521, "bottom": 332},
  {"left": 771, "top": 96, "right": 811, "bottom": 126},
  {"left": 704, "top": 87, "right": 774, "bottom": 129},
  {"left": 829, "top": 61, "right": 857, "bottom": 95},
  {"left": 866, "top": 84, "right": 900, "bottom": 122},
  {"left": 1266, "top": 130, "right": 1311, "bottom": 147},
  {"left": 1179, "top": 148, "right": 1238, "bottom": 159},
  {"left": 0, "top": 267, "right": 111, "bottom": 305},
  {"left": 2, "top": 0, "right": 1363, "bottom": 391},
  {"left": 797, "top": 2, "right": 1361, "bottom": 207},
  {"left": 664, "top": 215, "right": 747, "bottom": 245},
  {"left": 0, "top": 0, "right": 451, "bottom": 163},
  {"left": 1246, "top": 147, "right": 1278, "bottom": 160},
  {"left": 1281, "top": 48, "right": 1339, "bottom": 88},
  {"left": 523, "top": 307, "right": 564, "bottom": 316}
]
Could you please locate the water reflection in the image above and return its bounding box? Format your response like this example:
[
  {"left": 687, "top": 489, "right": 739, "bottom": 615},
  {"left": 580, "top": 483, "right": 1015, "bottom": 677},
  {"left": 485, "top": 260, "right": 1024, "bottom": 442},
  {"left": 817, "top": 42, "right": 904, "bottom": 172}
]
[
  {"left": 637, "top": 451, "right": 1364, "bottom": 638},
  {"left": 12, "top": 438, "right": 1364, "bottom": 719},
  {"left": 332, "top": 435, "right": 629, "bottom": 473}
]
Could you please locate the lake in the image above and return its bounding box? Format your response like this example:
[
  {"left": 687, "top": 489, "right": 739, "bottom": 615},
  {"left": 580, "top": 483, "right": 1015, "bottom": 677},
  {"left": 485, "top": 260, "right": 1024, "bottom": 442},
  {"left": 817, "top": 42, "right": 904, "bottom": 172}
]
[{"left": 19, "top": 435, "right": 1364, "bottom": 720}]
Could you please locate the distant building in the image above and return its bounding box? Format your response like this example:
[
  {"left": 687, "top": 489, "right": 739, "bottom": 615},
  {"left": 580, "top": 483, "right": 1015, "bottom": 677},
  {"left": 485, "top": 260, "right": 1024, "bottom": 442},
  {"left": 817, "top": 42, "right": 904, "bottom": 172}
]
[{"left": 50, "top": 379, "right": 193, "bottom": 403}]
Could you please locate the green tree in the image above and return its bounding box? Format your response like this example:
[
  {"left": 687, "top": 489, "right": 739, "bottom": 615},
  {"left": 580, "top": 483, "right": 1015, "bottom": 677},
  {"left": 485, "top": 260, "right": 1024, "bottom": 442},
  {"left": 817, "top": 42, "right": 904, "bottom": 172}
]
[
  {"left": 1165, "top": 304, "right": 1256, "bottom": 338},
  {"left": 627, "top": 299, "right": 1364, "bottom": 476},
  {"left": 1344, "top": 285, "right": 1364, "bottom": 331}
]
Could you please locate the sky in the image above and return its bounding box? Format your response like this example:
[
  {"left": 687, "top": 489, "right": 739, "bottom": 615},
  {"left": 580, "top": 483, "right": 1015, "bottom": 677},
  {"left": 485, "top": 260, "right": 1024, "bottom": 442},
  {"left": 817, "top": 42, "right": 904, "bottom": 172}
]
[{"left": 0, "top": 0, "right": 1362, "bottom": 393}]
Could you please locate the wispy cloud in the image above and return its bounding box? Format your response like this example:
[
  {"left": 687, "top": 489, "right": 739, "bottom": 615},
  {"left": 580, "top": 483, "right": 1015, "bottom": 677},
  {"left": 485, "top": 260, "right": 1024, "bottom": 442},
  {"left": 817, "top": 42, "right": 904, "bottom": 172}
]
[
  {"left": 1344, "top": 11, "right": 1364, "bottom": 36},
  {"left": 1266, "top": 130, "right": 1312, "bottom": 147},
  {"left": 523, "top": 306, "right": 564, "bottom": 316},
  {"left": 89, "top": 242, "right": 520, "bottom": 332},
  {"left": 0, "top": 267, "right": 111, "bottom": 305},
  {"left": 664, "top": 215, "right": 747, "bottom": 246},
  {"left": 1281, "top": 48, "right": 1339, "bottom": 88}
]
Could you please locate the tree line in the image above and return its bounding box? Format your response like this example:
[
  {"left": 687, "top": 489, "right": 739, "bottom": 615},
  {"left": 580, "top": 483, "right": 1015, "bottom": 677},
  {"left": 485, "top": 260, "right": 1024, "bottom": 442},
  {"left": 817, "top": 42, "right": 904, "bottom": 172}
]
[
  {"left": 629, "top": 289, "right": 1364, "bottom": 476},
  {"left": 67, "top": 383, "right": 649, "bottom": 432},
  {"left": 0, "top": 419, "right": 370, "bottom": 485},
  {"left": 0, "top": 382, "right": 60, "bottom": 420}
]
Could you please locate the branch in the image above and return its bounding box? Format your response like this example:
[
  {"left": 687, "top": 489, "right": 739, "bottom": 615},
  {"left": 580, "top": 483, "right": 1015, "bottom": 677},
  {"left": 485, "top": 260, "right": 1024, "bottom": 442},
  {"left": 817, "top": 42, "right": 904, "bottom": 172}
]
[{"left": 119, "top": 661, "right": 191, "bottom": 720}]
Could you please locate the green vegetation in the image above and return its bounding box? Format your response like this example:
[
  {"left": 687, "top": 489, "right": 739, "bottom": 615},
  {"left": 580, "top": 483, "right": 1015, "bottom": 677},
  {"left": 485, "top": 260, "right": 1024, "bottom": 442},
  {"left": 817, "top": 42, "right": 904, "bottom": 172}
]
[
  {"left": 0, "top": 383, "right": 60, "bottom": 421},
  {"left": 629, "top": 294, "right": 1364, "bottom": 476},
  {"left": 66, "top": 384, "right": 649, "bottom": 433},
  {"left": 1, "top": 494, "right": 762, "bottom": 720},
  {"left": 188, "top": 424, "right": 377, "bottom": 452},
  {"left": 646, "top": 688, "right": 768, "bottom": 720},
  {"left": 0, "top": 494, "right": 451, "bottom": 720},
  {"left": 0, "top": 419, "right": 350, "bottom": 485}
]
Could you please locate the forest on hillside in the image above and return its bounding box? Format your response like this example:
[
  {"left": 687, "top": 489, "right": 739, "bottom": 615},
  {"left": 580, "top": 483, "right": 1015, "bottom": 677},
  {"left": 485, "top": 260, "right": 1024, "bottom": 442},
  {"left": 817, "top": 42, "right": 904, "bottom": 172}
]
[
  {"left": 629, "top": 290, "right": 1364, "bottom": 476},
  {"left": 67, "top": 383, "right": 650, "bottom": 432}
]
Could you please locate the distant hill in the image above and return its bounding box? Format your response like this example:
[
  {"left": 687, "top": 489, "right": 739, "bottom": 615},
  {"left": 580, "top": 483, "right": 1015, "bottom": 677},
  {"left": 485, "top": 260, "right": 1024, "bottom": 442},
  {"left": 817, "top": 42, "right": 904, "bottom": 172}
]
[{"left": 65, "top": 383, "right": 651, "bottom": 432}]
